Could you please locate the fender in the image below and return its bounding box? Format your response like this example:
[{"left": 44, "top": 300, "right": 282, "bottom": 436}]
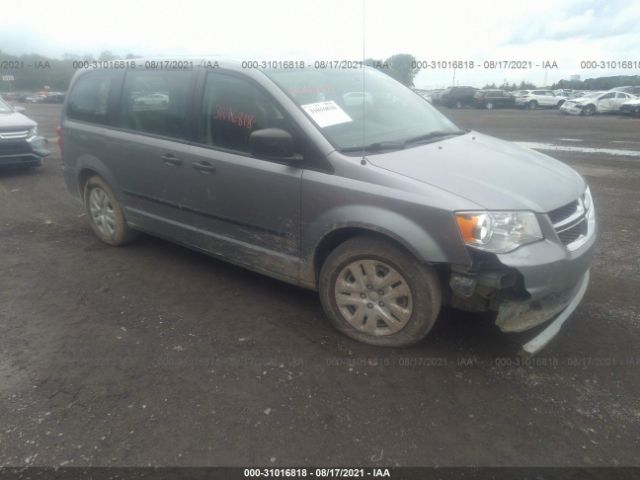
[{"left": 300, "top": 204, "right": 471, "bottom": 288}]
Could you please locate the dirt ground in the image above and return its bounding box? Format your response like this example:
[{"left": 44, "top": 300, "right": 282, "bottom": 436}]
[{"left": 0, "top": 104, "right": 639, "bottom": 467}]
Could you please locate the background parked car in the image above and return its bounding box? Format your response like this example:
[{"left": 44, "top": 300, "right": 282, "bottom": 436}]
[
  {"left": 438, "top": 86, "right": 477, "bottom": 108},
  {"left": 515, "top": 90, "right": 566, "bottom": 109},
  {"left": 620, "top": 97, "right": 640, "bottom": 116},
  {"left": 40, "top": 93, "right": 66, "bottom": 104},
  {"left": 473, "top": 89, "right": 515, "bottom": 109},
  {"left": 0, "top": 96, "right": 50, "bottom": 168},
  {"left": 560, "top": 91, "right": 634, "bottom": 115},
  {"left": 410, "top": 88, "right": 432, "bottom": 103},
  {"left": 26, "top": 94, "right": 47, "bottom": 103},
  {"left": 428, "top": 89, "right": 444, "bottom": 104},
  {"left": 611, "top": 86, "right": 640, "bottom": 96}
]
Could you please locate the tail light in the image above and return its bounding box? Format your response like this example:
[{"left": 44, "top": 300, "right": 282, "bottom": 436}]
[{"left": 56, "top": 125, "right": 63, "bottom": 154}]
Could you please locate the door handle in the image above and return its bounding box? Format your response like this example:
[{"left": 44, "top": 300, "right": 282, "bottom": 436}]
[
  {"left": 162, "top": 154, "right": 183, "bottom": 166},
  {"left": 192, "top": 160, "right": 216, "bottom": 174}
]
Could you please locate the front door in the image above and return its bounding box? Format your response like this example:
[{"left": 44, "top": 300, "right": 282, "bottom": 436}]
[{"left": 183, "top": 71, "right": 304, "bottom": 281}]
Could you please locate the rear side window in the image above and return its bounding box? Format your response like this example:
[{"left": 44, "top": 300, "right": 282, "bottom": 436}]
[
  {"left": 199, "top": 73, "right": 292, "bottom": 154},
  {"left": 121, "top": 70, "right": 192, "bottom": 139},
  {"left": 67, "top": 72, "right": 116, "bottom": 124}
]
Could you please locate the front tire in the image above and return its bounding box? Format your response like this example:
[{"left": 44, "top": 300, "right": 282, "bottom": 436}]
[
  {"left": 583, "top": 104, "right": 596, "bottom": 116},
  {"left": 84, "top": 175, "right": 138, "bottom": 246},
  {"left": 319, "top": 236, "right": 441, "bottom": 347},
  {"left": 528, "top": 100, "right": 538, "bottom": 110}
]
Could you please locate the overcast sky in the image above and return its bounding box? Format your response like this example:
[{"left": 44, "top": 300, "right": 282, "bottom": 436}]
[{"left": 1, "top": 0, "right": 639, "bottom": 88}]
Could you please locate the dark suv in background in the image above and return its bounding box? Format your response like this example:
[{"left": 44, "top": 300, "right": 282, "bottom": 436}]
[
  {"left": 473, "top": 90, "right": 515, "bottom": 109},
  {"left": 437, "top": 86, "right": 477, "bottom": 108}
]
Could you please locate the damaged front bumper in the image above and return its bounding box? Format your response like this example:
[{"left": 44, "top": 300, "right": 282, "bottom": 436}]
[
  {"left": 496, "top": 270, "right": 590, "bottom": 355},
  {"left": 448, "top": 207, "right": 596, "bottom": 355},
  {"left": 0, "top": 135, "right": 50, "bottom": 168},
  {"left": 520, "top": 270, "right": 590, "bottom": 355}
]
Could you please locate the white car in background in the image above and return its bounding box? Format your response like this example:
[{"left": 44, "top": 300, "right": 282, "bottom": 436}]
[
  {"left": 560, "top": 91, "right": 636, "bottom": 116},
  {"left": 515, "top": 90, "right": 566, "bottom": 109},
  {"left": 620, "top": 97, "right": 640, "bottom": 116}
]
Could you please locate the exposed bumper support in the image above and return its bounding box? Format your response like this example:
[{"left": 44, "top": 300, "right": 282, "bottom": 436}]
[{"left": 521, "top": 269, "right": 590, "bottom": 355}]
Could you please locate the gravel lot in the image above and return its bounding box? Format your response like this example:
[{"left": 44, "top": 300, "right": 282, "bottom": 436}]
[{"left": 1, "top": 104, "right": 639, "bottom": 467}]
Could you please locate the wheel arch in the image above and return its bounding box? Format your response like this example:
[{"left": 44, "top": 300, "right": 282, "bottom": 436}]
[
  {"left": 75, "top": 156, "right": 121, "bottom": 203},
  {"left": 307, "top": 217, "right": 454, "bottom": 289}
]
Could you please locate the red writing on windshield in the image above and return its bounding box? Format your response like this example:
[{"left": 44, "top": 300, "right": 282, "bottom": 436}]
[{"left": 215, "top": 106, "right": 255, "bottom": 129}]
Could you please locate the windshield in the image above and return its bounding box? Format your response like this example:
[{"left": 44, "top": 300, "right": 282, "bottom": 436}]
[
  {"left": 0, "top": 97, "right": 13, "bottom": 113},
  {"left": 266, "top": 67, "right": 462, "bottom": 153}
]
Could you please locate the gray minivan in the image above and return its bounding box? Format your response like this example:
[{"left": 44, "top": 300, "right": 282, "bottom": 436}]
[{"left": 60, "top": 59, "right": 596, "bottom": 354}]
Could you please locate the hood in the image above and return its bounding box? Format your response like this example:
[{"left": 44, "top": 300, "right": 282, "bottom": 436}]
[
  {"left": 366, "top": 132, "right": 585, "bottom": 212},
  {"left": 0, "top": 111, "right": 36, "bottom": 131}
]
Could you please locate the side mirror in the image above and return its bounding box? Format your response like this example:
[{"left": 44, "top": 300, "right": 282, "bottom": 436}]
[
  {"left": 14, "top": 106, "right": 26, "bottom": 113},
  {"left": 249, "top": 128, "right": 303, "bottom": 163}
]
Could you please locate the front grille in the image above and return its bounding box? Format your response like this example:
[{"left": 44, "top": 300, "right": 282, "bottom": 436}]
[
  {"left": 557, "top": 218, "right": 588, "bottom": 245},
  {"left": 548, "top": 195, "right": 592, "bottom": 250},
  {"left": 548, "top": 200, "right": 579, "bottom": 224},
  {"left": 0, "top": 130, "right": 29, "bottom": 140}
]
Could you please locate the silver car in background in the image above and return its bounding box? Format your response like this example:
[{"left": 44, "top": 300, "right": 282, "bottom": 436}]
[
  {"left": 60, "top": 59, "right": 597, "bottom": 354},
  {"left": 561, "top": 90, "right": 636, "bottom": 115},
  {"left": 0, "top": 97, "right": 50, "bottom": 168}
]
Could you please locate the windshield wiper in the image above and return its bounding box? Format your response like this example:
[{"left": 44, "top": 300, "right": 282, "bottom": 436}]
[
  {"left": 402, "top": 129, "right": 466, "bottom": 147},
  {"left": 338, "top": 129, "right": 467, "bottom": 154},
  {"left": 339, "top": 141, "right": 405, "bottom": 153}
]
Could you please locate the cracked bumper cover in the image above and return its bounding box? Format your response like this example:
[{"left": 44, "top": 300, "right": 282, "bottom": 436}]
[
  {"left": 493, "top": 211, "right": 596, "bottom": 354},
  {"left": 497, "top": 269, "right": 590, "bottom": 354}
]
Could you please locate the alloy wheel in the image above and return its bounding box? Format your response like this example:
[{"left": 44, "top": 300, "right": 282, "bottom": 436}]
[{"left": 88, "top": 187, "right": 116, "bottom": 237}]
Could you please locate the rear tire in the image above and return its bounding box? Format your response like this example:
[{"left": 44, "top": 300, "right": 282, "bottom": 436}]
[
  {"left": 528, "top": 100, "right": 538, "bottom": 110},
  {"left": 319, "top": 236, "right": 441, "bottom": 347},
  {"left": 83, "top": 175, "right": 138, "bottom": 246}
]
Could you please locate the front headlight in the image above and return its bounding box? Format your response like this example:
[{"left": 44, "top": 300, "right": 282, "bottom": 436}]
[
  {"left": 455, "top": 211, "right": 543, "bottom": 253},
  {"left": 27, "top": 126, "right": 38, "bottom": 138}
]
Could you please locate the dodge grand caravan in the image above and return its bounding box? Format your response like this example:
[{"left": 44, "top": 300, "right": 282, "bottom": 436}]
[{"left": 60, "top": 59, "right": 596, "bottom": 354}]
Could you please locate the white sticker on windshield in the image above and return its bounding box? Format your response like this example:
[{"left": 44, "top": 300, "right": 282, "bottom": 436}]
[{"left": 301, "top": 100, "right": 352, "bottom": 128}]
